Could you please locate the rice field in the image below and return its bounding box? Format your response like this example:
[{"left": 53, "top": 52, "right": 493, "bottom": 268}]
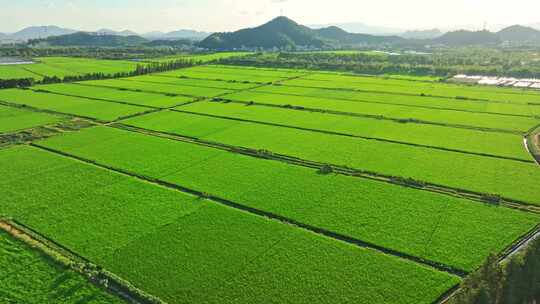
[
  {"left": 0, "top": 145, "right": 459, "bottom": 304},
  {"left": 0, "top": 57, "right": 141, "bottom": 80},
  {"left": 0, "top": 105, "right": 65, "bottom": 133},
  {"left": 0, "top": 229, "right": 124, "bottom": 303},
  {"left": 1, "top": 62, "right": 539, "bottom": 304}
]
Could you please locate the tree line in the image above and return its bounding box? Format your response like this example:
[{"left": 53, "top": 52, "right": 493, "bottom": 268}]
[
  {"left": 451, "top": 237, "right": 540, "bottom": 304},
  {"left": 218, "top": 48, "right": 540, "bottom": 78}
]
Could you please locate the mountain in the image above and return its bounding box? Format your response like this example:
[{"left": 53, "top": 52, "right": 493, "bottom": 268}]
[
  {"left": 433, "top": 30, "right": 501, "bottom": 46},
  {"left": 200, "top": 17, "right": 325, "bottom": 49},
  {"left": 199, "top": 16, "right": 405, "bottom": 50},
  {"left": 96, "top": 28, "right": 139, "bottom": 36},
  {"left": 143, "top": 30, "right": 210, "bottom": 41},
  {"left": 315, "top": 26, "right": 404, "bottom": 45},
  {"left": 10, "top": 26, "right": 77, "bottom": 41},
  {"left": 309, "top": 22, "right": 402, "bottom": 35},
  {"left": 144, "top": 39, "right": 194, "bottom": 47},
  {"left": 30, "top": 32, "right": 148, "bottom": 47},
  {"left": 401, "top": 29, "right": 443, "bottom": 39},
  {"left": 497, "top": 25, "right": 540, "bottom": 44}
]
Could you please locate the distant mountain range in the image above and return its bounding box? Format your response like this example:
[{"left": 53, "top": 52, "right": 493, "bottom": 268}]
[
  {"left": 5, "top": 26, "right": 77, "bottom": 41},
  {"left": 142, "top": 30, "right": 210, "bottom": 41},
  {"left": 309, "top": 22, "right": 402, "bottom": 35},
  {"left": 401, "top": 29, "right": 443, "bottom": 40},
  {"left": 432, "top": 25, "right": 540, "bottom": 46},
  {"left": 4, "top": 19, "right": 540, "bottom": 49},
  {"left": 0, "top": 26, "right": 211, "bottom": 42},
  {"left": 29, "top": 32, "right": 148, "bottom": 47},
  {"left": 199, "top": 17, "right": 404, "bottom": 50},
  {"left": 199, "top": 17, "right": 540, "bottom": 50}
]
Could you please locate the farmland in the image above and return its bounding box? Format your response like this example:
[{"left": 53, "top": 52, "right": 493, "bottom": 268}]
[
  {"left": 0, "top": 146, "right": 459, "bottom": 304},
  {"left": 1, "top": 61, "right": 539, "bottom": 303},
  {"left": 35, "top": 83, "right": 195, "bottom": 108},
  {"left": 144, "top": 52, "right": 253, "bottom": 63},
  {"left": 286, "top": 73, "right": 540, "bottom": 105},
  {"left": 177, "top": 101, "right": 531, "bottom": 160},
  {"left": 228, "top": 88, "right": 540, "bottom": 132},
  {"left": 0, "top": 89, "right": 148, "bottom": 121},
  {"left": 0, "top": 57, "right": 141, "bottom": 80},
  {"left": 124, "top": 110, "right": 540, "bottom": 205},
  {"left": 37, "top": 126, "right": 540, "bottom": 271},
  {"left": 0, "top": 105, "right": 65, "bottom": 133},
  {"left": 0, "top": 229, "right": 124, "bottom": 303}
]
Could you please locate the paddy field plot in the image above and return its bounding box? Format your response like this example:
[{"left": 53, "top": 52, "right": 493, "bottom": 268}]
[
  {"left": 125, "top": 74, "right": 259, "bottom": 90},
  {"left": 252, "top": 83, "right": 540, "bottom": 117},
  {"left": 79, "top": 78, "right": 234, "bottom": 98},
  {"left": 0, "top": 105, "right": 65, "bottom": 133},
  {"left": 124, "top": 110, "right": 540, "bottom": 205},
  {"left": 229, "top": 88, "right": 540, "bottom": 132},
  {"left": 37, "top": 126, "right": 540, "bottom": 271},
  {"left": 0, "top": 89, "right": 147, "bottom": 121},
  {"left": 178, "top": 101, "right": 531, "bottom": 161},
  {"left": 2, "top": 62, "right": 540, "bottom": 304},
  {"left": 0, "top": 145, "right": 458, "bottom": 304},
  {"left": 36, "top": 83, "right": 195, "bottom": 108},
  {"left": 144, "top": 52, "right": 253, "bottom": 63},
  {"left": 159, "top": 65, "right": 307, "bottom": 83},
  {"left": 0, "top": 229, "right": 123, "bottom": 304},
  {"left": 286, "top": 73, "right": 540, "bottom": 105},
  {"left": 0, "top": 57, "right": 140, "bottom": 80}
]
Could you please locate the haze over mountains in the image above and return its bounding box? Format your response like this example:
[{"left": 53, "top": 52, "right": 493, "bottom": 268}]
[
  {"left": 4, "top": 17, "right": 540, "bottom": 49},
  {"left": 199, "top": 17, "right": 540, "bottom": 50},
  {"left": 0, "top": 26, "right": 211, "bottom": 42}
]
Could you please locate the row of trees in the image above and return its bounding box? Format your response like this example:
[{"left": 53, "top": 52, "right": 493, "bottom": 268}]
[
  {"left": 219, "top": 48, "right": 540, "bottom": 78},
  {"left": 452, "top": 237, "right": 540, "bottom": 304},
  {"left": 0, "top": 59, "right": 198, "bottom": 89},
  {"left": 0, "top": 45, "right": 191, "bottom": 60}
]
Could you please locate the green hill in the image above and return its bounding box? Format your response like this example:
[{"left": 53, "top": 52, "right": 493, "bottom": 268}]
[
  {"left": 29, "top": 32, "right": 148, "bottom": 47},
  {"left": 433, "top": 30, "right": 501, "bottom": 46},
  {"left": 199, "top": 17, "right": 404, "bottom": 50},
  {"left": 497, "top": 25, "right": 540, "bottom": 44}
]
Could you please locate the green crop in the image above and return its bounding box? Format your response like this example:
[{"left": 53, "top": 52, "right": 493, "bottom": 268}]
[
  {"left": 0, "top": 105, "right": 65, "bottom": 133},
  {"left": 179, "top": 101, "right": 531, "bottom": 160},
  {"left": 0, "top": 230, "right": 124, "bottom": 303},
  {"left": 125, "top": 110, "right": 540, "bottom": 205},
  {"left": 237, "top": 87, "right": 540, "bottom": 132},
  {"left": 0, "top": 89, "right": 146, "bottom": 121},
  {"left": 0, "top": 145, "right": 458, "bottom": 304},
  {"left": 37, "top": 83, "right": 194, "bottom": 108},
  {"left": 39, "top": 126, "right": 540, "bottom": 271}
]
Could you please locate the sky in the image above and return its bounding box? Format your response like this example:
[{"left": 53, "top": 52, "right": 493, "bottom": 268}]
[{"left": 1, "top": 0, "right": 540, "bottom": 33}]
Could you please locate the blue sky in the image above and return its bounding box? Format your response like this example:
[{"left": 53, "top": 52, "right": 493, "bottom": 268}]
[{"left": 2, "top": 0, "right": 540, "bottom": 33}]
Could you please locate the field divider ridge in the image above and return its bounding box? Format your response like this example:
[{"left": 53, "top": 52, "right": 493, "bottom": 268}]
[
  {"left": 211, "top": 98, "right": 526, "bottom": 135},
  {"left": 29, "top": 141, "right": 469, "bottom": 278},
  {"left": 251, "top": 85, "right": 540, "bottom": 120},
  {"left": 0, "top": 99, "right": 103, "bottom": 122},
  {"left": 524, "top": 123, "right": 540, "bottom": 165},
  {"left": 111, "top": 123, "right": 540, "bottom": 214},
  {"left": 117, "top": 78, "right": 258, "bottom": 92},
  {"left": 0, "top": 219, "right": 167, "bottom": 304},
  {"left": 277, "top": 81, "right": 540, "bottom": 107},
  {"left": 29, "top": 88, "right": 163, "bottom": 110},
  {"left": 1, "top": 118, "right": 95, "bottom": 149},
  {"left": 74, "top": 82, "right": 203, "bottom": 100},
  {"left": 170, "top": 107, "right": 534, "bottom": 163}
]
